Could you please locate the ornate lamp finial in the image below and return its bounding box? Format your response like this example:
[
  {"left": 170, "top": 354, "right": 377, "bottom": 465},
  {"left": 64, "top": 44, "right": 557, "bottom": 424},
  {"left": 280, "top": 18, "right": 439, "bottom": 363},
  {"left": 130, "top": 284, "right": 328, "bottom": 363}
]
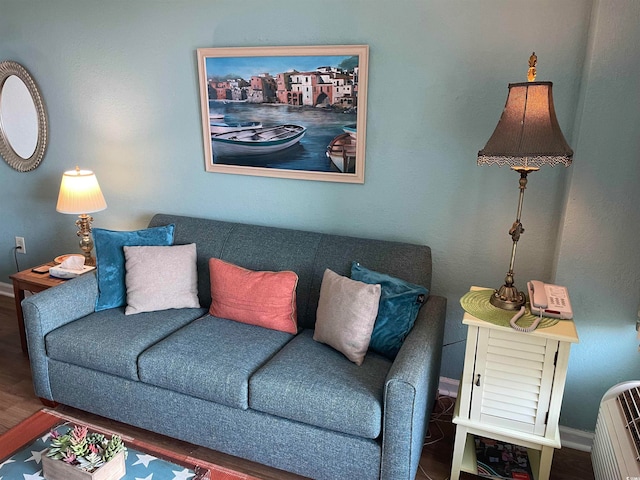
[{"left": 528, "top": 52, "right": 537, "bottom": 82}]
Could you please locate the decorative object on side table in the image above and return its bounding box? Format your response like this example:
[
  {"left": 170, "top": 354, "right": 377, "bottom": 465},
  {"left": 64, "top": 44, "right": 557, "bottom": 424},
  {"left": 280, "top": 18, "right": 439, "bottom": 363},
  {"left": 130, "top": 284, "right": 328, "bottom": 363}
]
[
  {"left": 49, "top": 254, "right": 96, "bottom": 279},
  {"left": 42, "top": 425, "right": 127, "bottom": 480},
  {"left": 56, "top": 167, "right": 107, "bottom": 266},
  {"left": 477, "top": 53, "right": 573, "bottom": 310}
]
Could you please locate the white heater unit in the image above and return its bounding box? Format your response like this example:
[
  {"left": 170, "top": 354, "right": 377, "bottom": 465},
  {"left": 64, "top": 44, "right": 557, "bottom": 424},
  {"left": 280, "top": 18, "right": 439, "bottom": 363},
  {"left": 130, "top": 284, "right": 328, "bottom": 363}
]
[{"left": 592, "top": 381, "right": 640, "bottom": 480}]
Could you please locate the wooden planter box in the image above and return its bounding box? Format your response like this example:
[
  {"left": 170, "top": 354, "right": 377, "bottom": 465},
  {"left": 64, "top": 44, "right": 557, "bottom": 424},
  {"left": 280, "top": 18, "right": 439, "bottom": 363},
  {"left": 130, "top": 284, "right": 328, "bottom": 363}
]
[{"left": 42, "top": 450, "right": 126, "bottom": 480}]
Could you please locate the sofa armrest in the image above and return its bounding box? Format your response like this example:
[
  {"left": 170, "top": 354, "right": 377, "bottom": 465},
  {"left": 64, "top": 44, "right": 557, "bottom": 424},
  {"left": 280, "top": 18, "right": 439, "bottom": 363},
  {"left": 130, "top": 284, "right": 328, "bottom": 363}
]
[
  {"left": 381, "top": 294, "right": 446, "bottom": 480},
  {"left": 22, "top": 272, "right": 98, "bottom": 400}
]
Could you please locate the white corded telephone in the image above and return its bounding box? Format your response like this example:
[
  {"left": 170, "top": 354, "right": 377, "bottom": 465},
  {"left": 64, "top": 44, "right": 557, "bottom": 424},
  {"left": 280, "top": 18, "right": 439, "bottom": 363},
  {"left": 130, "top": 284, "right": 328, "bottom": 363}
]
[
  {"left": 509, "top": 280, "right": 573, "bottom": 332},
  {"left": 527, "top": 280, "right": 573, "bottom": 319}
]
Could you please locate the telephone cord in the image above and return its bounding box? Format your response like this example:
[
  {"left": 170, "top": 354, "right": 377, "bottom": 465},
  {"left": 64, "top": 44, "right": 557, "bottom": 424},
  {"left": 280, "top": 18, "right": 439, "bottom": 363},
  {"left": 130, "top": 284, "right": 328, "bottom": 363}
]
[{"left": 509, "top": 306, "right": 542, "bottom": 333}]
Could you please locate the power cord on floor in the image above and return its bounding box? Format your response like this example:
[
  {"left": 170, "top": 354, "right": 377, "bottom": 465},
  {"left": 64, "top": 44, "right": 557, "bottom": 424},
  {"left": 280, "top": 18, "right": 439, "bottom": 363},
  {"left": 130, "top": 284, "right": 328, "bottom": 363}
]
[
  {"left": 13, "top": 246, "right": 22, "bottom": 272},
  {"left": 424, "top": 395, "right": 455, "bottom": 445},
  {"left": 418, "top": 393, "right": 455, "bottom": 480},
  {"left": 419, "top": 465, "right": 450, "bottom": 480},
  {"left": 416, "top": 343, "right": 463, "bottom": 480}
]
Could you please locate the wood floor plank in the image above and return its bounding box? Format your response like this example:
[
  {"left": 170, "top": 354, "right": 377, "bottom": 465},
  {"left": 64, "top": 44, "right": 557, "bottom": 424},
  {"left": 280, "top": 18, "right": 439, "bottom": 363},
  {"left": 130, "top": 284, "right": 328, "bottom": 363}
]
[{"left": 0, "top": 409, "right": 59, "bottom": 458}]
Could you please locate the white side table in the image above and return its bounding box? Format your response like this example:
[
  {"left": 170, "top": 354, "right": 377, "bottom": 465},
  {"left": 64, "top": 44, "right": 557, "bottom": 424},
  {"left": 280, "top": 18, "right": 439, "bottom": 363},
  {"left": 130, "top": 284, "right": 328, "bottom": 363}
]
[{"left": 450, "top": 287, "right": 579, "bottom": 480}]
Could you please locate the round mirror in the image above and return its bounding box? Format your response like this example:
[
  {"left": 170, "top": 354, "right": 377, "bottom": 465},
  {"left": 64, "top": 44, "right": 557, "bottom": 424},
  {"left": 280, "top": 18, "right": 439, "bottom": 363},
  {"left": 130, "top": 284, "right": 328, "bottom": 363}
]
[{"left": 0, "top": 61, "right": 48, "bottom": 172}]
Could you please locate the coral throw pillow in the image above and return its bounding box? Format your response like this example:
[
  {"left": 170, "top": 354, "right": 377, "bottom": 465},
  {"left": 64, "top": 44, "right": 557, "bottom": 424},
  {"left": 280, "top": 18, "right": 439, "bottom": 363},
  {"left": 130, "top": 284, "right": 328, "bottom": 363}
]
[{"left": 208, "top": 258, "right": 298, "bottom": 334}]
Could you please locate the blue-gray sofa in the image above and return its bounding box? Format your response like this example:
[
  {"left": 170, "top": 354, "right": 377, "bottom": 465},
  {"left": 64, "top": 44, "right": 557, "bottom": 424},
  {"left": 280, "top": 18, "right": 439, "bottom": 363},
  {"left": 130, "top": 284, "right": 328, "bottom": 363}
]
[{"left": 23, "top": 214, "right": 446, "bottom": 480}]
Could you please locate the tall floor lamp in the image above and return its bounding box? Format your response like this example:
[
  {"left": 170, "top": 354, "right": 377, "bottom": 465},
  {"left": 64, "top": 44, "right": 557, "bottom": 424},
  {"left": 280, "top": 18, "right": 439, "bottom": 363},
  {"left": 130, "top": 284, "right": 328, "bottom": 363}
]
[
  {"left": 478, "top": 53, "right": 573, "bottom": 311},
  {"left": 56, "top": 167, "right": 107, "bottom": 266}
]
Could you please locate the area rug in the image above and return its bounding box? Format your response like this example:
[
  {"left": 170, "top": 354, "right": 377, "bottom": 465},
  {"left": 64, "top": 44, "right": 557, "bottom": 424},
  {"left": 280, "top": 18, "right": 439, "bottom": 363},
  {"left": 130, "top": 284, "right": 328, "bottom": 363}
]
[{"left": 0, "top": 409, "right": 260, "bottom": 480}]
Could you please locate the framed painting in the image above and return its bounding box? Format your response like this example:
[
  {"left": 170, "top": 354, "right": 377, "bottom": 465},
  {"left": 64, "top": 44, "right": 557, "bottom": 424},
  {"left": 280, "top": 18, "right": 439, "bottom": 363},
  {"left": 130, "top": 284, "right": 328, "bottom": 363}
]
[{"left": 196, "top": 45, "right": 369, "bottom": 183}]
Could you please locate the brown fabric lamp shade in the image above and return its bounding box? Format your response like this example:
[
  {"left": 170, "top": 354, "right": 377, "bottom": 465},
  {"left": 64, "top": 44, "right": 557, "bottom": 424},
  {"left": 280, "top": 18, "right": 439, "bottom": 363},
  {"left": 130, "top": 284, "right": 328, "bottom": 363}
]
[{"left": 478, "top": 81, "right": 573, "bottom": 169}]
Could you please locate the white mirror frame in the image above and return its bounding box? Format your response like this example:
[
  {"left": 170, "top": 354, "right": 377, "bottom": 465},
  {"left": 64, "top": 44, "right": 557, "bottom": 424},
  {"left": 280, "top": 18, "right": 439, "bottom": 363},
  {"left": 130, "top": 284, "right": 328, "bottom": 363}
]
[{"left": 0, "top": 61, "right": 48, "bottom": 172}]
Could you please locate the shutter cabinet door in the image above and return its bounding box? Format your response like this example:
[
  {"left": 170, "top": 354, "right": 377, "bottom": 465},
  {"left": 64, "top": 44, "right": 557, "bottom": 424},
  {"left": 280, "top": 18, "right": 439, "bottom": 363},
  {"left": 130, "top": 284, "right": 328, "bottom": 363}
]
[{"left": 469, "top": 328, "right": 559, "bottom": 436}]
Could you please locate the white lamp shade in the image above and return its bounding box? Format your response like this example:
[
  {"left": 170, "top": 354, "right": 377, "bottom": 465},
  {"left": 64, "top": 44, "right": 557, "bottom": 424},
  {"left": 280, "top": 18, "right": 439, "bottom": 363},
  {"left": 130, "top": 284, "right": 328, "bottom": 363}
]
[{"left": 56, "top": 168, "right": 107, "bottom": 214}]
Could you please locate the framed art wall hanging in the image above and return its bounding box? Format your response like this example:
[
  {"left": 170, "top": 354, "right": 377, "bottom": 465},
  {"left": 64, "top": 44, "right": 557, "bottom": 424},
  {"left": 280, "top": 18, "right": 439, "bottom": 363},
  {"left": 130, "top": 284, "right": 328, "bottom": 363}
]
[{"left": 197, "top": 45, "right": 369, "bottom": 183}]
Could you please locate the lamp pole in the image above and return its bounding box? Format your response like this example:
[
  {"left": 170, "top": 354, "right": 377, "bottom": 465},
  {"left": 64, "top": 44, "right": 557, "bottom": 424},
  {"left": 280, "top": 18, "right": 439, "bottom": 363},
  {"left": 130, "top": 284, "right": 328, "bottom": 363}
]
[{"left": 489, "top": 168, "right": 537, "bottom": 310}]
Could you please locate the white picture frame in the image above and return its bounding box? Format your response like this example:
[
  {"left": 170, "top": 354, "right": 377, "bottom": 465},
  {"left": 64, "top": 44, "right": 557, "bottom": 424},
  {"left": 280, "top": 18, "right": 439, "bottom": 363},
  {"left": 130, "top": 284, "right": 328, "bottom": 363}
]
[{"left": 196, "top": 45, "right": 369, "bottom": 183}]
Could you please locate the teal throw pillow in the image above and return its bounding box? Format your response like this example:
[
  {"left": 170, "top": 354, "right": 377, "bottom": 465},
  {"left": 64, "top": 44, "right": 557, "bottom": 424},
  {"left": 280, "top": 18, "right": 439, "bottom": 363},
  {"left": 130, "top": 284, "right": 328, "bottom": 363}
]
[
  {"left": 351, "top": 261, "right": 428, "bottom": 359},
  {"left": 93, "top": 224, "right": 175, "bottom": 311}
]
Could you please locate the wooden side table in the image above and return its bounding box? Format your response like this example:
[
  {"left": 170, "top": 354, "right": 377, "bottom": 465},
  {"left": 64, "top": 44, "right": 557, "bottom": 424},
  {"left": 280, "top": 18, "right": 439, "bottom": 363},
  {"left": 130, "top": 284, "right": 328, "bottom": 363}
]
[{"left": 9, "top": 264, "right": 65, "bottom": 355}]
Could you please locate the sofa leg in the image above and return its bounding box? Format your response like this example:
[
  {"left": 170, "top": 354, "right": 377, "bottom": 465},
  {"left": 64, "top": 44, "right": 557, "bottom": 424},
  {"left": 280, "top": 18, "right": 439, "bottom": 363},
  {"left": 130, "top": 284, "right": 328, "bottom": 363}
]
[{"left": 39, "top": 398, "right": 59, "bottom": 408}]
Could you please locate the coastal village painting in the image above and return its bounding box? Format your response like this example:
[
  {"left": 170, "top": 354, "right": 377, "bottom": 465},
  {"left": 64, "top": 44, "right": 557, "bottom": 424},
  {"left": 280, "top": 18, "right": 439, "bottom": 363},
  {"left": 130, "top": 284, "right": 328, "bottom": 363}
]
[{"left": 197, "top": 45, "right": 369, "bottom": 183}]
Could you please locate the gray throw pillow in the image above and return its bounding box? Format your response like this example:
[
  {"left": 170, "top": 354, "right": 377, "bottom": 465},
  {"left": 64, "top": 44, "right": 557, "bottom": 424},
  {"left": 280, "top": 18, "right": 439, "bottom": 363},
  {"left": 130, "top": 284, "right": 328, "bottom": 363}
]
[
  {"left": 123, "top": 243, "right": 200, "bottom": 315},
  {"left": 313, "top": 268, "right": 381, "bottom": 365}
]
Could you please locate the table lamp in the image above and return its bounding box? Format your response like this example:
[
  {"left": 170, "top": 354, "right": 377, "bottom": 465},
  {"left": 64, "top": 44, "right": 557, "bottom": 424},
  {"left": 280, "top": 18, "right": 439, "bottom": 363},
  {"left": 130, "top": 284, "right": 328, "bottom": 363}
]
[
  {"left": 56, "top": 166, "right": 107, "bottom": 266},
  {"left": 478, "top": 53, "right": 573, "bottom": 310}
]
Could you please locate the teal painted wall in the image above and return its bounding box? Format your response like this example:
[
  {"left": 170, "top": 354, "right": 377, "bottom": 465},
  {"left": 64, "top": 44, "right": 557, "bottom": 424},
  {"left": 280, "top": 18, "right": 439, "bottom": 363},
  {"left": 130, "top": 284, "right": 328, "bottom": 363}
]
[
  {"left": 4, "top": 0, "right": 635, "bottom": 433},
  {"left": 555, "top": 0, "right": 640, "bottom": 430}
]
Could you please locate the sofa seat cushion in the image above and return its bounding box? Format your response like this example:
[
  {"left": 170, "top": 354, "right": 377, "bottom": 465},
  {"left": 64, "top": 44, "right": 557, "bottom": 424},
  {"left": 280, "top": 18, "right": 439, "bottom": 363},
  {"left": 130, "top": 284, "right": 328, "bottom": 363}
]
[
  {"left": 249, "top": 329, "right": 392, "bottom": 439},
  {"left": 45, "top": 307, "right": 207, "bottom": 381},
  {"left": 138, "top": 314, "right": 294, "bottom": 410}
]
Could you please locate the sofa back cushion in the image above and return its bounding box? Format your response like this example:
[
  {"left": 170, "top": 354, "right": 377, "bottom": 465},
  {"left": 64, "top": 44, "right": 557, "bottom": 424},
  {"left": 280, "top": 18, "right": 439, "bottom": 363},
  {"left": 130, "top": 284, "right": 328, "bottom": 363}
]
[{"left": 149, "top": 214, "right": 432, "bottom": 330}]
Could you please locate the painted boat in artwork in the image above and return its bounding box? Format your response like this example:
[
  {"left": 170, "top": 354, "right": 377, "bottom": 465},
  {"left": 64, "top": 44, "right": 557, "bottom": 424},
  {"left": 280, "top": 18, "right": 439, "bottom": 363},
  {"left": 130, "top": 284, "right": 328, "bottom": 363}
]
[
  {"left": 210, "top": 121, "right": 262, "bottom": 134},
  {"left": 211, "top": 124, "right": 306, "bottom": 157},
  {"left": 342, "top": 123, "right": 357, "bottom": 138},
  {"left": 326, "top": 132, "right": 356, "bottom": 173}
]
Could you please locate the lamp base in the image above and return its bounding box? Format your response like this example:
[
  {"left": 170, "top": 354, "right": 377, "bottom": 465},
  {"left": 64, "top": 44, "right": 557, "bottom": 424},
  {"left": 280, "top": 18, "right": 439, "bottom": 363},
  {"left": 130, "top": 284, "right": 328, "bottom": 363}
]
[
  {"left": 490, "top": 283, "right": 526, "bottom": 310},
  {"left": 75, "top": 214, "right": 97, "bottom": 267}
]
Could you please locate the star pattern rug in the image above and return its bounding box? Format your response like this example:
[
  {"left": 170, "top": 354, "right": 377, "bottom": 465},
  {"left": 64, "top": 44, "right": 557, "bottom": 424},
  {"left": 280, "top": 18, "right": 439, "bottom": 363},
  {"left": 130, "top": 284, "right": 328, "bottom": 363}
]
[
  {"left": 0, "top": 410, "right": 260, "bottom": 480},
  {"left": 0, "top": 423, "right": 200, "bottom": 480}
]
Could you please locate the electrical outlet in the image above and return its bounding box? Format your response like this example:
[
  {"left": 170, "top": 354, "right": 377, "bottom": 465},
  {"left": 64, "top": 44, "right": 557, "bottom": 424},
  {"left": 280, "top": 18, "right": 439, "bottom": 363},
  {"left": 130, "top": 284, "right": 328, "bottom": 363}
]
[{"left": 15, "top": 236, "right": 26, "bottom": 254}]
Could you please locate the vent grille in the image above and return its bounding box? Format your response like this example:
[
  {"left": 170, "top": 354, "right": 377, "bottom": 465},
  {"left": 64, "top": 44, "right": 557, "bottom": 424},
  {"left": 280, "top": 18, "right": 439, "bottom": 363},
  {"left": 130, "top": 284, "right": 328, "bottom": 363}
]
[{"left": 617, "top": 386, "right": 640, "bottom": 463}]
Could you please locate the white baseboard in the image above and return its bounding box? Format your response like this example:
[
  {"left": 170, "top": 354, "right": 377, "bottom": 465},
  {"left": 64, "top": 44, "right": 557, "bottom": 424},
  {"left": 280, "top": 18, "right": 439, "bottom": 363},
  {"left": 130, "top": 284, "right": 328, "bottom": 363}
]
[
  {"left": 0, "top": 281, "right": 13, "bottom": 297},
  {"left": 559, "top": 426, "right": 594, "bottom": 452},
  {"left": 438, "top": 376, "right": 460, "bottom": 398},
  {"left": 437, "top": 376, "right": 593, "bottom": 452}
]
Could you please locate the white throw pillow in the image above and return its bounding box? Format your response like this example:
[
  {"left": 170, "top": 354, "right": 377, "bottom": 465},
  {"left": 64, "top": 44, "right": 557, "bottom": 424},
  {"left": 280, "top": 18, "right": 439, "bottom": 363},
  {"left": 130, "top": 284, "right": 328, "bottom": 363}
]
[
  {"left": 313, "top": 268, "right": 381, "bottom": 365},
  {"left": 123, "top": 243, "right": 200, "bottom": 315}
]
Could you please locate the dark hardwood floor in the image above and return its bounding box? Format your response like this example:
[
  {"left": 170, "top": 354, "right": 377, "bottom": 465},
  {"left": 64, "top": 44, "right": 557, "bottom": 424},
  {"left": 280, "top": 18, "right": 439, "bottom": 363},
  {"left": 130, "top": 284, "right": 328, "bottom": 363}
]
[{"left": 0, "top": 294, "right": 594, "bottom": 479}]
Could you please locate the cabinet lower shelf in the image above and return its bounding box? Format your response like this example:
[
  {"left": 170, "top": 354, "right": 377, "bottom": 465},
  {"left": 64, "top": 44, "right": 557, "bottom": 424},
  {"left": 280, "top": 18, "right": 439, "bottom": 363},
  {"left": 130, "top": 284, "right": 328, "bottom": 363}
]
[{"left": 457, "top": 432, "right": 542, "bottom": 480}]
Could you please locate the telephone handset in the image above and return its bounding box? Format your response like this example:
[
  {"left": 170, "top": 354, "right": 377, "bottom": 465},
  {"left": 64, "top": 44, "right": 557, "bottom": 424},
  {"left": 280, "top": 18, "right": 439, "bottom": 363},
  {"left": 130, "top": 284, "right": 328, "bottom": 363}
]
[
  {"left": 527, "top": 280, "right": 573, "bottom": 319},
  {"left": 509, "top": 280, "right": 573, "bottom": 333}
]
